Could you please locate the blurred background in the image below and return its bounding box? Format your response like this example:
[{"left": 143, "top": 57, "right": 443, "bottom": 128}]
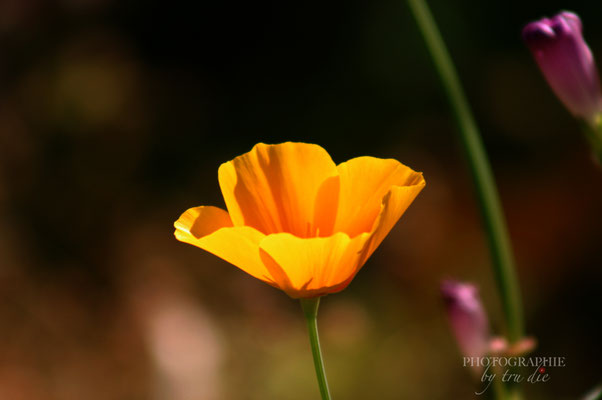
[{"left": 1, "top": 0, "right": 601, "bottom": 399}]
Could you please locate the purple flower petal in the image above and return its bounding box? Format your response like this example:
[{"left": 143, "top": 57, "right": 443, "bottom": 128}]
[
  {"left": 441, "top": 280, "right": 490, "bottom": 359},
  {"left": 523, "top": 11, "right": 602, "bottom": 122}
]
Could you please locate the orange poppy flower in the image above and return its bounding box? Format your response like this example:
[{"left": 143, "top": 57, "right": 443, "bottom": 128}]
[{"left": 174, "top": 142, "right": 425, "bottom": 298}]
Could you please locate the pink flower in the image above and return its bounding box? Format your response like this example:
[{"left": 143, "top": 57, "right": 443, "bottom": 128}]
[
  {"left": 523, "top": 12, "right": 602, "bottom": 124},
  {"left": 441, "top": 280, "right": 490, "bottom": 359}
]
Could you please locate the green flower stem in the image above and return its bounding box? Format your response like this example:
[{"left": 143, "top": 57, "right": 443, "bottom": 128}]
[
  {"left": 493, "top": 373, "right": 508, "bottom": 400},
  {"left": 301, "top": 297, "right": 332, "bottom": 400},
  {"left": 583, "top": 386, "right": 602, "bottom": 400},
  {"left": 406, "top": 0, "right": 524, "bottom": 343},
  {"left": 583, "top": 116, "right": 602, "bottom": 165}
]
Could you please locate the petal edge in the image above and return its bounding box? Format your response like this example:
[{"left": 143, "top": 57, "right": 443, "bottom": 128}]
[
  {"left": 174, "top": 206, "right": 275, "bottom": 285},
  {"left": 258, "top": 232, "right": 371, "bottom": 298}
]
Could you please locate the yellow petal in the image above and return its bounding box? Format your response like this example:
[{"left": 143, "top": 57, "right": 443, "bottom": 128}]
[
  {"left": 312, "top": 175, "right": 340, "bottom": 237},
  {"left": 174, "top": 206, "right": 233, "bottom": 237},
  {"left": 174, "top": 206, "right": 275, "bottom": 285},
  {"left": 363, "top": 182, "right": 425, "bottom": 262},
  {"left": 334, "top": 157, "right": 424, "bottom": 237},
  {"left": 218, "top": 142, "right": 339, "bottom": 237},
  {"left": 258, "top": 232, "right": 372, "bottom": 298}
]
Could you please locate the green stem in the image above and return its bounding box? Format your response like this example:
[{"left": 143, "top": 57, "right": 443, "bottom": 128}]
[
  {"left": 582, "top": 117, "right": 602, "bottom": 165},
  {"left": 584, "top": 386, "right": 602, "bottom": 400},
  {"left": 407, "top": 2, "right": 527, "bottom": 399},
  {"left": 406, "top": 0, "right": 524, "bottom": 344},
  {"left": 492, "top": 373, "right": 507, "bottom": 400},
  {"left": 301, "top": 297, "right": 332, "bottom": 400}
]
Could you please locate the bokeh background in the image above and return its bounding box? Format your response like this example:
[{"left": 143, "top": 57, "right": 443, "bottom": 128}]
[{"left": 1, "top": 0, "right": 601, "bottom": 399}]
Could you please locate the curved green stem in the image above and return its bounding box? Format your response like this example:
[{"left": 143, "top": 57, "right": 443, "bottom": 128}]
[
  {"left": 300, "top": 297, "right": 332, "bottom": 400},
  {"left": 406, "top": 0, "right": 524, "bottom": 344}
]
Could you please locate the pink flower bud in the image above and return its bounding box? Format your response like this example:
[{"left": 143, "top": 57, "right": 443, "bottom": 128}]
[
  {"left": 441, "top": 280, "right": 490, "bottom": 359},
  {"left": 523, "top": 11, "right": 602, "bottom": 123}
]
